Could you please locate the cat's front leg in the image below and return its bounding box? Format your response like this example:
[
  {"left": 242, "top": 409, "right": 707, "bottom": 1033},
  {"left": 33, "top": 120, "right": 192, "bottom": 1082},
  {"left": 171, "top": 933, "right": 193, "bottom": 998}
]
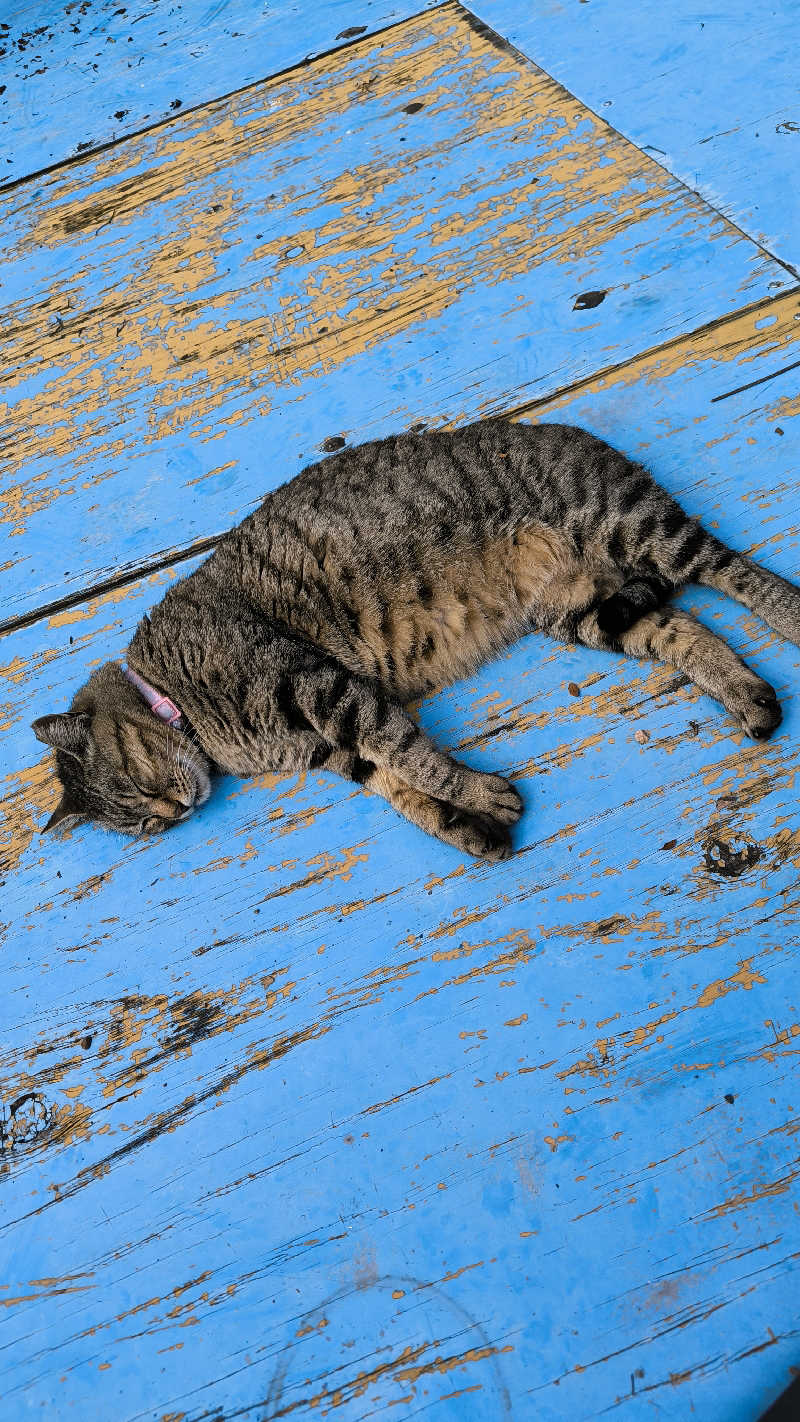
[
  {"left": 373, "top": 768, "right": 516, "bottom": 861},
  {"left": 292, "top": 659, "right": 523, "bottom": 852},
  {"left": 317, "top": 750, "right": 514, "bottom": 862}
]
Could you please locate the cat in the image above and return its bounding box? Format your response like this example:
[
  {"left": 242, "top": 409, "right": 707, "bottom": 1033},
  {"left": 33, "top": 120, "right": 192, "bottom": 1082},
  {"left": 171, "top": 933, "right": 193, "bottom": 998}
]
[{"left": 32, "top": 418, "right": 798, "bottom": 861}]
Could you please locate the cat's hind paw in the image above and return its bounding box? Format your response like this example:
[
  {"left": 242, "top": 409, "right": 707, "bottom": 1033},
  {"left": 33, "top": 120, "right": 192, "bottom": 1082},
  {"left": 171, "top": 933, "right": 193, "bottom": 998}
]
[{"left": 725, "top": 674, "right": 782, "bottom": 740}]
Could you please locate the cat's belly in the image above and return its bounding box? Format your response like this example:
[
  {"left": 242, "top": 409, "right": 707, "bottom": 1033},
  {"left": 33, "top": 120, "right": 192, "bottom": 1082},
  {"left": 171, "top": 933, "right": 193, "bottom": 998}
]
[{"left": 350, "top": 524, "right": 618, "bottom": 699}]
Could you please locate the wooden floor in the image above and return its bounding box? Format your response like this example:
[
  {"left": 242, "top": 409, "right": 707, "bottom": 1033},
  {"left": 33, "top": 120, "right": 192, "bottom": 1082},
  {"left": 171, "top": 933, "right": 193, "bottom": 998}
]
[{"left": 2, "top": 3, "right": 799, "bottom": 1418}]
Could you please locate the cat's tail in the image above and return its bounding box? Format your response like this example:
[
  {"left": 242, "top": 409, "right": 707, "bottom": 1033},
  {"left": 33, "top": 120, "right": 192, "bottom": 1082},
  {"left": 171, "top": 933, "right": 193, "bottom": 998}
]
[{"left": 697, "top": 544, "right": 800, "bottom": 647}]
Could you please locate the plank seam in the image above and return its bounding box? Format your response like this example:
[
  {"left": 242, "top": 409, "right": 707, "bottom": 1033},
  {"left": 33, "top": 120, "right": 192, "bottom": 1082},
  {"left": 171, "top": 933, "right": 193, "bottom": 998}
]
[
  {"left": 458, "top": 3, "right": 800, "bottom": 284},
  {"left": 502, "top": 284, "right": 800, "bottom": 418},
  {"left": 2, "top": 285, "right": 797, "bottom": 643},
  {"left": 710, "top": 357, "right": 800, "bottom": 404},
  {"left": 0, "top": 534, "right": 222, "bottom": 639},
  {"left": 0, "top": 2, "right": 453, "bottom": 197}
]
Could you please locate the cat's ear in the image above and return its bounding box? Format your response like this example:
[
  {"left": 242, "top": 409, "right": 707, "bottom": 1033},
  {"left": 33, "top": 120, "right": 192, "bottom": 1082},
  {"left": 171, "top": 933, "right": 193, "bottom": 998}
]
[
  {"left": 41, "top": 794, "right": 83, "bottom": 835},
  {"left": 32, "top": 712, "right": 90, "bottom": 759}
]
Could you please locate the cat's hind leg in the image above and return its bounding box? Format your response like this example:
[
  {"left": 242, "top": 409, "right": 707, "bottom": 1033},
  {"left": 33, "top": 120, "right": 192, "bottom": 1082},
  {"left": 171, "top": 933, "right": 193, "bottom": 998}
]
[
  {"left": 575, "top": 603, "right": 781, "bottom": 740},
  {"left": 501, "top": 520, "right": 779, "bottom": 736},
  {"left": 696, "top": 547, "right": 800, "bottom": 648}
]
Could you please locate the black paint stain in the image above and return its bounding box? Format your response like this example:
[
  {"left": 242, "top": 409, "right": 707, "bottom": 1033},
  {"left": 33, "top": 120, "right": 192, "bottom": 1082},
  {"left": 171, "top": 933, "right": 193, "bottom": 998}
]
[
  {"left": 42, "top": 1024, "right": 321, "bottom": 1214},
  {"left": 573, "top": 290, "right": 606, "bottom": 311},
  {"left": 458, "top": 6, "right": 530, "bottom": 70},
  {"left": 404, "top": 101, "right": 424, "bottom": 114},
  {"left": 594, "top": 915, "right": 626, "bottom": 936},
  {"left": 162, "top": 994, "right": 224, "bottom": 1053},
  {"left": 321, "top": 435, "right": 346, "bottom": 452},
  {"left": 62, "top": 200, "right": 114, "bottom": 232},
  {"left": 703, "top": 835, "right": 763, "bottom": 878},
  {"left": 0, "top": 1091, "right": 55, "bottom": 1151},
  {"left": 336, "top": 25, "right": 367, "bottom": 39},
  {"left": 724, "top": 1093, "right": 735, "bottom": 1104}
]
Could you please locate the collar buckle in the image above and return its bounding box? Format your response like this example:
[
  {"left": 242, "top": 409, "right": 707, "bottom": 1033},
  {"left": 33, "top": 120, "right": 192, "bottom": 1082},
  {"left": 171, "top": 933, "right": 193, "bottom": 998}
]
[{"left": 122, "top": 663, "right": 184, "bottom": 729}]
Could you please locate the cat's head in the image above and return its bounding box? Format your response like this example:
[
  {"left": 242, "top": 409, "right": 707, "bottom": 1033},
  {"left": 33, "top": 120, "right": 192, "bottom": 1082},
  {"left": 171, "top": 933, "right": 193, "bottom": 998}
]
[{"left": 32, "top": 661, "right": 211, "bottom": 837}]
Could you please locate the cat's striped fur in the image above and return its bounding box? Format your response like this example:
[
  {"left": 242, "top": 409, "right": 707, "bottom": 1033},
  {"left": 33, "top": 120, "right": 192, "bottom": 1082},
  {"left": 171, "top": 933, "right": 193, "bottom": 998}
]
[{"left": 33, "top": 419, "right": 799, "bottom": 859}]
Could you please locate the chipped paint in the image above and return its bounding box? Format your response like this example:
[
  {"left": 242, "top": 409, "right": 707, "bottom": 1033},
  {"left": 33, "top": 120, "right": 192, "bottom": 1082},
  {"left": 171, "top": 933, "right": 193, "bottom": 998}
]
[
  {"left": 520, "top": 290, "right": 800, "bottom": 427},
  {"left": 2, "top": 5, "right": 799, "bottom": 1419},
  {"left": 1, "top": 7, "right": 790, "bottom": 620},
  {"left": 0, "top": 757, "right": 58, "bottom": 876}
]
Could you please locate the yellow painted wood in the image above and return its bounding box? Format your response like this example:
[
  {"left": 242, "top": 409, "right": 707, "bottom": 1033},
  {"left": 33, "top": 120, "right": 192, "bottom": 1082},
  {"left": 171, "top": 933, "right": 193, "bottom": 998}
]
[{"left": 1, "top": 3, "right": 791, "bottom": 623}]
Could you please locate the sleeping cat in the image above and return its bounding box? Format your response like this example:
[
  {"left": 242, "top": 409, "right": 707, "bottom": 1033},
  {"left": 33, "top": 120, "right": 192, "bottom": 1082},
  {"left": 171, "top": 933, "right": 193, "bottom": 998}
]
[{"left": 32, "top": 419, "right": 798, "bottom": 861}]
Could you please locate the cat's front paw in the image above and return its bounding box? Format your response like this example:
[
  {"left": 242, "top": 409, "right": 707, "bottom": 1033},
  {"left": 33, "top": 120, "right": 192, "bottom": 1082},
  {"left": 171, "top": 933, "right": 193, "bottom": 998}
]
[
  {"left": 441, "top": 807, "right": 513, "bottom": 862},
  {"left": 460, "top": 770, "right": 523, "bottom": 825}
]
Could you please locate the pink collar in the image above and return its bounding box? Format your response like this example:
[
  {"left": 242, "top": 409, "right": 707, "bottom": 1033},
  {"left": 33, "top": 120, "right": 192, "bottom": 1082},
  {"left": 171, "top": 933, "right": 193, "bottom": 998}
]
[{"left": 122, "top": 663, "right": 184, "bottom": 728}]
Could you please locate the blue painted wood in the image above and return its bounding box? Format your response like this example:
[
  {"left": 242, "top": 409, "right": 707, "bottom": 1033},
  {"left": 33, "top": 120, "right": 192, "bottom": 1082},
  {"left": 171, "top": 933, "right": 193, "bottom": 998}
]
[
  {"left": 2, "top": 293, "right": 799, "bottom": 1419},
  {"left": 474, "top": 0, "right": 800, "bottom": 269},
  {"left": 0, "top": 0, "right": 438, "bottom": 185},
  {"left": 1, "top": 2, "right": 794, "bottom": 624}
]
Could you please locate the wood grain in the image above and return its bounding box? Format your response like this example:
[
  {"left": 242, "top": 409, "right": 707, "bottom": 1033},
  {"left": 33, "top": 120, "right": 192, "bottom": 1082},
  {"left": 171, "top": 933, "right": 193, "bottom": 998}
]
[
  {"left": 2, "top": 3, "right": 793, "bottom": 623},
  {"left": 3, "top": 291, "right": 799, "bottom": 1419}
]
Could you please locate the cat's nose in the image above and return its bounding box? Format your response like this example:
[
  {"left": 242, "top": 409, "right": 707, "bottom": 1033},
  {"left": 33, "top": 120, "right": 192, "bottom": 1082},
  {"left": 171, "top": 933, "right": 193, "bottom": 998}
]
[
  {"left": 160, "top": 796, "right": 193, "bottom": 821},
  {"left": 169, "top": 792, "right": 197, "bottom": 820}
]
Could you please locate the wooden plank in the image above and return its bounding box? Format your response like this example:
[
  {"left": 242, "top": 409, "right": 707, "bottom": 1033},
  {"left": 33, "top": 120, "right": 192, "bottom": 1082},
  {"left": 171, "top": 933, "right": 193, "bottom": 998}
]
[
  {"left": 474, "top": 0, "right": 800, "bottom": 269},
  {"left": 2, "top": 3, "right": 794, "bottom": 625},
  {"left": 2, "top": 292, "right": 799, "bottom": 1419},
  {"left": 0, "top": 0, "right": 439, "bottom": 185}
]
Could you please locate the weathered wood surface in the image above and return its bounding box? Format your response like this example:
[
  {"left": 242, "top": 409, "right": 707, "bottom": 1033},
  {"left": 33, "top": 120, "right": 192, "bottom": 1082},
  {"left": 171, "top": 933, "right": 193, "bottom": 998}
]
[
  {"left": 0, "top": 0, "right": 439, "bottom": 185},
  {"left": 3, "top": 284, "right": 799, "bottom": 1418},
  {"left": 476, "top": 0, "right": 800, "bottom": 269},
  {"left": 2, "top": 3, "right": 795, "bottom": 625}
]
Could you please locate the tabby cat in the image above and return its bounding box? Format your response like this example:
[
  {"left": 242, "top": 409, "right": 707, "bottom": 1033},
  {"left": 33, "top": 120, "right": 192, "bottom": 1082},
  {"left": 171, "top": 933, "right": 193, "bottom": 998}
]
[{"left": 33, "top": 420, "right": 798, "bottom": 861}]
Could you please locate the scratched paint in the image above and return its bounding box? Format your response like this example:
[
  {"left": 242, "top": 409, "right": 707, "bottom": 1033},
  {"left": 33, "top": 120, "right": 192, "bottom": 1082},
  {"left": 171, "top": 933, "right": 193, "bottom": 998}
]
[
  {"left": 2, "top": 287, "right": 800, "bottom": 1416},
  {"left": 1, "top": 4, "right": 795, "bottom": 621},
  {"left": 0, "top": 0, "right": 441, "bottom": 185},
  {"left": 476, "top": 0, "right": 800, "bottom": 266}
]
